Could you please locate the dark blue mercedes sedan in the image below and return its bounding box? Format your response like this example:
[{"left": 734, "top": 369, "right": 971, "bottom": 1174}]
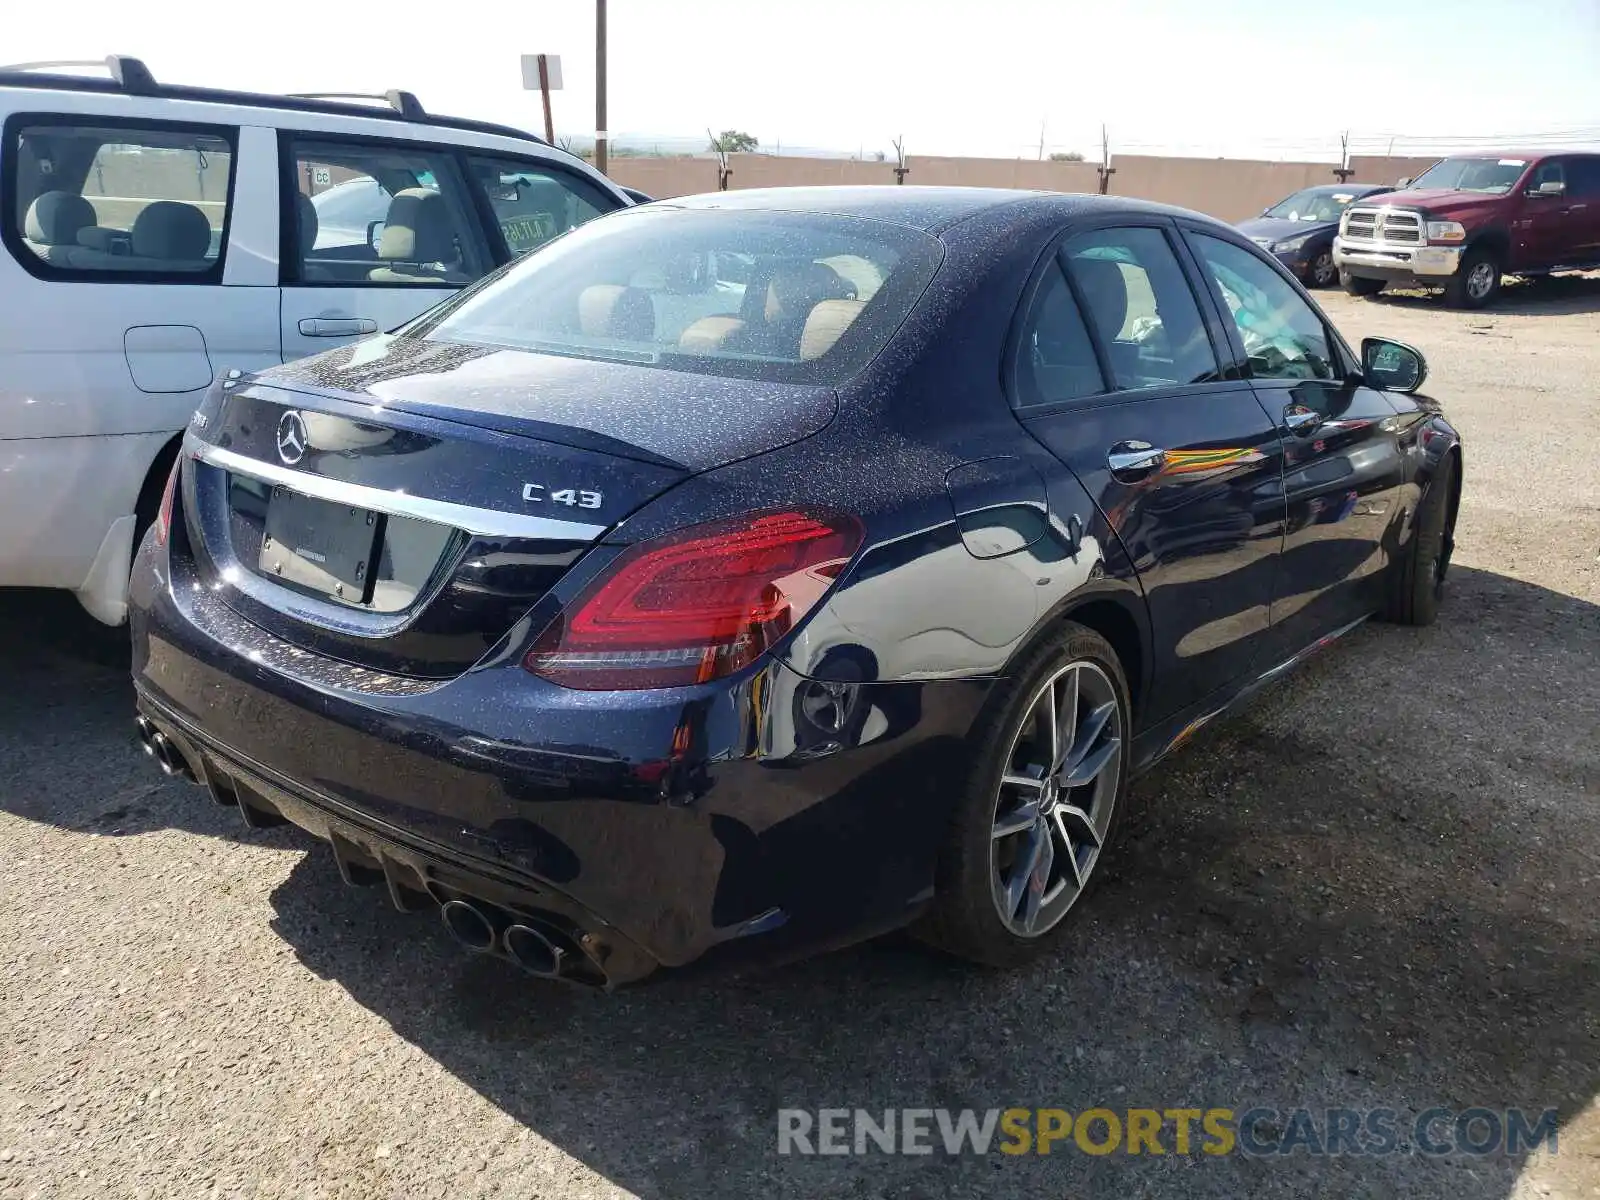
[
  {"left": 1236, "top": 183, "right": 1392, "bottom": 287},
  {"left": 130, "top": 187, "right": 1461, "bottom": 987}
]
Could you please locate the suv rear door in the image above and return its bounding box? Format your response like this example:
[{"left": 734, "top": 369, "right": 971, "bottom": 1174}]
[{"left": 278, "top": 134, "right": 624, "bottom": 361}]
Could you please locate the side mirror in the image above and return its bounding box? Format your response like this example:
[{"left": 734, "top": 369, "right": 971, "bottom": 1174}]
[
  {"left": 1529, "top": 180, "right": 1566, "bottom": 198},
  {"left": 1362, "top": 337, "right": 1427, "bottom": 394},
  {"left": 366, "top": 220, "right": 386, "bottom": 252}
]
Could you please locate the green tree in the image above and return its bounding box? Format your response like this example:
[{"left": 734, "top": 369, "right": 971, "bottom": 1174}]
[
  {"left": 1050, "top": 150, "right": 1086, "bottom": 162},
  {"left": 710, "top": 130, "right": 759, "bottom": 153}
]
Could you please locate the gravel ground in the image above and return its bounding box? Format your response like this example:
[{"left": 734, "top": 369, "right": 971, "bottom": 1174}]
[{"left": 1, "top": 277, "right": 1598, "bottom": 1199}]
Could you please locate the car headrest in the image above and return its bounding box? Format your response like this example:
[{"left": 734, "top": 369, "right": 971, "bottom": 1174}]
[
  {"left": 765, "top": 262, "right": 855, "bottom": 323},
  {"left": 131, "top": 201, "right": 212, "bottom": 259},
  {"left": 377, "top": 188, "right": 456, "bottom": 263},
  {"left": 295, "top": 192, "right": 319, "bottom": 250},
  {"left": 678, "top": 315, "right": 746, "bottom": 353},
  {"left": 577, "top": 284, "right": 655, "bottom": 341},
  {"left": 25, "top": 191, "right": 96, "bottom": 246},
  {"left": 799, "top": 299, "right": 865, "bottom": 361},
  {"left": 1070, "top": 257, "right": 1128, "bottom": 342}
]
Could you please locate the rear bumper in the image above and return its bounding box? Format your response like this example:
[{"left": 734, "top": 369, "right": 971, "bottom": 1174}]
[
  {"left": 1333, "top": 238, "right": 1463, "bottom": 284},
  {"left": 130, "top": 531, "right": 988, "bottom": 983}
]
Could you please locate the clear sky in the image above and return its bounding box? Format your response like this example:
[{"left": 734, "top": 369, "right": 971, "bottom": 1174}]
[{"left": 9, "top": 0, "right": 1600, "bottom": 161}]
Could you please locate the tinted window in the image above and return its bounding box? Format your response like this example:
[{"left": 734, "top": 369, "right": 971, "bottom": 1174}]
[
  {"left": 8, "top": 121, "right": 232, "bottom": 279},
  {"left": 1191, "top": 235, "right": 1337, "bottom": 382},
  {"left": 1569, "top": 156, "right": 1600, "bottom": 200},
  {"left": 1014, "top": 262, "right": 1104, "bottom": 406},
  {"left": 466, "top": 155, "right": 618, "bottom": 256},
  {"left": 287, "top": 139, "right": 489, "bottom": 286},
  {"left": 1529, "top": 159, "right": 1566, "bottom": 192},
  {"left": 1061, "top": 227, "right": 1218, "bottom": 389},
  {"left": 408, "top": 206, "right": 943, "bottom": 385}
]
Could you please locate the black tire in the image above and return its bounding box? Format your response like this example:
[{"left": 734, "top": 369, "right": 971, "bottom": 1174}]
[
  {"left": 918, "top": 622, "right": 1132, "bottom": 968},
  {"left": 1443, "top": 248, "right": 1502, "bottom": 309},
  {"left": 1340, "top": 270, "right": 1385, "bottom": 297},
  {"left": 1305, "top": 249, "right": 1338, "bottom": 289},
  {"left": 1383, "top": 452, "right": 1457, "bottom": 627}
]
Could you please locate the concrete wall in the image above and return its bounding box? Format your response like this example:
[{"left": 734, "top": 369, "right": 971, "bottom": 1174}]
[{"left": 605, "top": 153, "right": 1423, "bottom": 221}]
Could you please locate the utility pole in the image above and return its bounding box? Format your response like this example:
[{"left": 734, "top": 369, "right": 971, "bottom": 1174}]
[
  {"left": 1038, "top": 117, "right": 1046, "bottom": 161},
  {"left": 892, "top": 135, "right": 909, "bottom": 184},
  {"left": 1097, "top": 124, "right": 1115, "bottom": 195},
  {"left": 1333, "top": 130, "right": 1355, "bottom": 182},
  {"left": 594, "top": 0, "right": 608, "bottom": 175}
]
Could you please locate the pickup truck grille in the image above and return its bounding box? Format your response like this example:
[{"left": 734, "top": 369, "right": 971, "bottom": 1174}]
[{"left": 1342, "top": 207, "right": 1423, "bottom": 244}]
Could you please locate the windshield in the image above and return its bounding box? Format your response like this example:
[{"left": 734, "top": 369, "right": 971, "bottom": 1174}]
[
  {"left": 1263, "top": 188, "right": 1367, "bottom": 222},
  {"left": 1408, "top": 157, "right": 1528, "bottom": 194},
  {"left": 407, "top": 206, "right": 943, "bottom": 384}
]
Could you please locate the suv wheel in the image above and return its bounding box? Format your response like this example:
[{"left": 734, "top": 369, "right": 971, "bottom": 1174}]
[
  {"left": 1445, "top": 249, "right": 1501, "bottom": 309},
  {"left": 1340, "top": 270, "right": 1385, "bottom": 297},
  {"left": 919, "top": 623, "right": 1130, "bottom": 968}
]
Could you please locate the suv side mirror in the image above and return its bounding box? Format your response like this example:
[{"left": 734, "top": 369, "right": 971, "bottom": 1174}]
[
  {"left": 1529, "top": 180, "right": 1566, "bottom": 198},
  {"left": 1362, "top": 337, "right": 1426, "bottom": 394}
]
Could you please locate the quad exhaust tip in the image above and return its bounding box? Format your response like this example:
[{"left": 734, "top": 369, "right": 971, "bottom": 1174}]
[
  {"left": 136, "top": 717, "right": 195, "bottom": 781},
  {"left": 439, "top": 900, "right": 497, "bottom": 953},
  {"left": 437, "top": 900, "right": 574, "bottom": 979},
  {"left": 504, "top": 923, "right": 567, "bottom": 978}
]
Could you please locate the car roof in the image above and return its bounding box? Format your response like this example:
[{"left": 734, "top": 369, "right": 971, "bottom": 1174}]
[{"left": 662, "top": 186, "right": 1227, "bottom": 235}]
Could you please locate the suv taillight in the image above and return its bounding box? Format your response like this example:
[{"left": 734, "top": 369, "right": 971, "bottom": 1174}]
[
  {"left": 153, "top": 459, "right": 181, "bottom": 547},
  {"left": 525, "top": 508, "right": 863, "bottom": 690}
]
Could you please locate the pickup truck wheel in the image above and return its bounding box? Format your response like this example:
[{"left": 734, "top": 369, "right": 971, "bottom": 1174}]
[
  {"left": 1444, "top": 250, "right": 1501, "bottom": 309},
  {"left": 1340, "top": 271, "right": 1385, "bottom": 297}
]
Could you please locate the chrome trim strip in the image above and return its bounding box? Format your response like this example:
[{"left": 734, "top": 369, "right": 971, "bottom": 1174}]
[{"left": 187, "top": 438, "right": 607, "bottom": 541}]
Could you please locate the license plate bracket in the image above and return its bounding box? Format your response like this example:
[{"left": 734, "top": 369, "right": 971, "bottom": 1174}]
[{"left": 259, "top": 488, "right": 381, "bottom": 604}]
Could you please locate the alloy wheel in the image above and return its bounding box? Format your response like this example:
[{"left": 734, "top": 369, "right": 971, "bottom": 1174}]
[
  {"left": 1310, "top": 252, "right": 1337, "bottom": 287},
  {"left": 1466, "top": 261, "right": 1497, "bottom": 301},
  {"left": 989, "top": 661, "right": 1123, "bottom": 937}
]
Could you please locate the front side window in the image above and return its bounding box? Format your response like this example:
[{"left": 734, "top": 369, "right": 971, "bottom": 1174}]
[
  {"left": 1060, "top": 226, "right": 1219, "bottom": 390},
  {"left": 1528, "top": 159, "right": 1566, "bottom": 193},
  {"left": 466, "top": 155, "right": 619, "bottom": 256},
  {"left": 406, "top": 206, "right": 943, "bottom": 385},
  {"left": 287, "top": 139, "right": 488, "bottom": 286},
  {"left": 1409, "top": 157, "right": 1528, "bottom": 195},
  {"left": 1191, "top": 235, "right": 1337, "bottom": 382},
  {"left": 8, "top": 120, "right": 232, "bottom": 279}
]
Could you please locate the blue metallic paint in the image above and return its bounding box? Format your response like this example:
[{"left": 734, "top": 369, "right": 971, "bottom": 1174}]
[{"left": 130, "top": 188, "right": 1460, "bottom": 985}]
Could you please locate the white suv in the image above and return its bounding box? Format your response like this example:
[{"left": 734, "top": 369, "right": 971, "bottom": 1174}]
[{"left": 0, "top": 56, "right": 631, "bottom": 624}]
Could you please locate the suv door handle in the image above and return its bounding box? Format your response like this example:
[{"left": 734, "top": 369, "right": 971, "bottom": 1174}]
[
  {"left": 1107, "top": 440, "right": 1166, "bottom": 481},
  {"left": 299, "top": 317, "right": 378, "bottom": 337},
  {"left": 1282, "top": 405, "right": 1321, "bottom": 436}
]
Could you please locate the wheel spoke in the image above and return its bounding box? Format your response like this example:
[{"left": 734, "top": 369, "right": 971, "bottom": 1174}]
[
  {"left": 1057, "top": 801, "right": 1105, "bottom": 848},
  {"left": 1001, "top": 771, "right": 1046, "bottom": 794},
  {"left": 1064, "top": 701, "right": 1116, "bottom": 774},
  {"left": 1061, "top": 736, "right": 1120, "bottom": 789},
  {"left": 1052, "top": 668, "right": 1079, "bottom": 772},
  {"left": 1036, "top": 677, "right": 1059, "bottom": 772},
  {"left": 1002, "top": 823, "right": 1045, "bottom": 917},
  {"left": 1021, "top": 826, "right": 1056, "bottom": 932},
  {"left": 992, "top": 798, "right": 1040, "bottom": 840},
  {"left": 1052, "top": 809, "right": 1084, "bottom": 888}
]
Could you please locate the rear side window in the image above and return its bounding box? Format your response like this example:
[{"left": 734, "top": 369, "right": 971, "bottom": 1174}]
[
  {"left": 6, "top": 118, "right": 233, "bottom": 281},
  {"left": 466, "top": 155, "right": 619, "bottom": 256},
  {"left": 1190, "top": 235, "right": 1337, "bottom": 382},
  {"left": 285, "top": 138, "right": 489, "bottom": 286},
  {"left": 1570, "top": 156, "right": 1600, "bottom": 200},
  {"left": 407, "top": 206, "right": 943, "bottom": 385},
  {"left": 1061, "top": 226, "right": 1219, "bottom": 390},
  {"left": 1014, "top": 262, "right": 1104, "bottom": 406}
]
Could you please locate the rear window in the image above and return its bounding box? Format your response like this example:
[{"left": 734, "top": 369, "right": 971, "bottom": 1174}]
[{"left": 406, "top": 206, "right": 943, "bottom": 384}]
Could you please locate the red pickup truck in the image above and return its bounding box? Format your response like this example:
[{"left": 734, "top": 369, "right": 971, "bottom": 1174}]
[{"left": 1333, "top": 152, "right": 1600, "bottom": 308}]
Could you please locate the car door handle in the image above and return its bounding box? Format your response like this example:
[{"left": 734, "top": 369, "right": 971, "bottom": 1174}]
[
  {"left": 1282, "top": 405, "right": 1321, "bottom": 436},
  {"left": 1106, "top": 440, "right": 1166, "bottom": 481},
  {"left": 298, "top": 317, "right": 378, "bottom": 337}
]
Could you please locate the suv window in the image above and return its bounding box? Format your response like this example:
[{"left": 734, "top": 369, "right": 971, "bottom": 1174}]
[
  {"left": 287, "top": 138, "right": 489, "bottom": 286},
  {"left": 1569, "top": 156, "right": 1600, "bottom": 200},
  {"left": 1060, "top": 226, "right": 1218, "bottom": 389},
  {"left": 1191, "top": 234, "right": 1337, "bottom": 382},
  {"left": 1014, "top": 262, "right": 1104, "bottom": 406},
  {"left": 466, "top": 155, "right": 619, "bottom": 256},
  {"left": 7, "top": 120, "right": 233, "bottom": 280}
]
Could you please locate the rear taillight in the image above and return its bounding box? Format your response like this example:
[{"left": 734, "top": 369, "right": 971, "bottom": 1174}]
[
  {"left": 525, "top": 508, "right": 863, "bottom": 690},
  {"left": 153, "top": 458, "right": 182, "bottom": 547}
]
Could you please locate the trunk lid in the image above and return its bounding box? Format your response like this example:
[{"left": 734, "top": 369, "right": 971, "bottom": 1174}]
[{"left": 179, "top": 338, "right": 836, "bottom": 678}]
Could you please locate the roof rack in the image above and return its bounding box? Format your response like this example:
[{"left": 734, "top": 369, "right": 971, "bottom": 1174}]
[
  {"left": 285, "top": 90, "right": 427, "bottom": 122},
  {"left": 0, "top": 55, "right": 546, "bottom": 146}
]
